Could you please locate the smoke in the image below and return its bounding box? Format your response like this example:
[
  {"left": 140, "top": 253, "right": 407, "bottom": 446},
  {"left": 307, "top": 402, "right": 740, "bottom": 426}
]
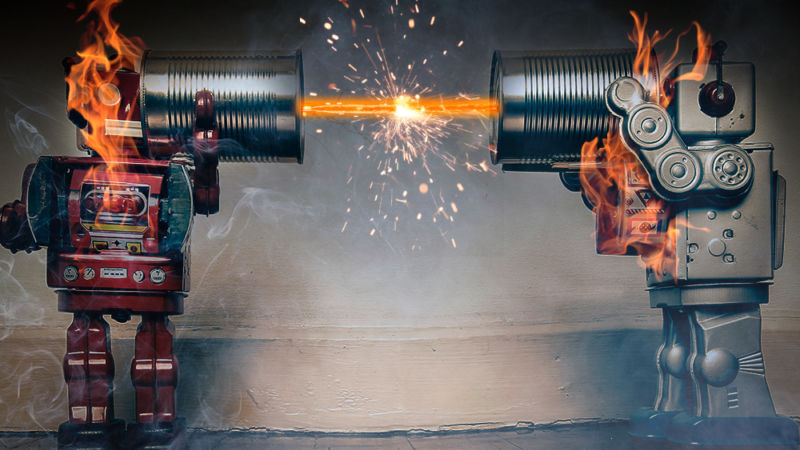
[
  {"left": 0, "top": 254, "right": 65, "bottom": 431},
  {"left": 0, "top": 76, "right": 61, "bottom": 157},
  {"left": 7, "top": 110, "right": 49, "bottom": 156},
  {"left": 0, "top": 255, "right": 47, "bottom": 341},
  {"left": 2, "top": 349, "right": 65, "bottom": 430},
  {"left": 206, "top": 187, "right": 318, "bottom": 241}
]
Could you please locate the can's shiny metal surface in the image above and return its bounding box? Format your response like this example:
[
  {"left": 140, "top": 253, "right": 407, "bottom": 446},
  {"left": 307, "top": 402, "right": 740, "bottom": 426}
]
[
  {"left": 490, "top": 49, "right": 648, "bottom": 171},
  {"left": 139, "top": 50, "right": 303, "bottom": 163}
]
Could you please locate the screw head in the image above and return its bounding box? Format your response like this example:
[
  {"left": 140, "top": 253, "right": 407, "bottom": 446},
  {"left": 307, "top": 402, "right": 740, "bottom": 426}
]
[{"left": 670, "top": 163, "right": 687, "bottom": 178}]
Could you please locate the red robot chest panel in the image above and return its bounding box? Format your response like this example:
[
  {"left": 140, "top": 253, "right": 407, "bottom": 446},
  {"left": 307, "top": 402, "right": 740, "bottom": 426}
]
[
  {"left": 68, "top": 169, "right": 162, "bottom": 254},
  {"left": 43, "top": 159, "right": 192, "bottom": 293}
]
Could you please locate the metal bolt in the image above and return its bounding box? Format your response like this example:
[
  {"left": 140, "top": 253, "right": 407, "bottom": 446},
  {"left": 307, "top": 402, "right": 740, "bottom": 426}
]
[
  {"left": 642, "top": 118, "right": 657, "bottom": 133},
  {"left": 732, "top": 210, "right": 742, "bottom": 220},
  {"left": 670, "top": 163, "right": 687, "bottom": 178},
  {"left": 708, "top": 238, "right": 726, "bottom": 256},
  {"left": 707, "top": 211, "right": 717, "bottom": 220},
  {"left": 722, "top": 161, "right": 738, "bottom": 175}
]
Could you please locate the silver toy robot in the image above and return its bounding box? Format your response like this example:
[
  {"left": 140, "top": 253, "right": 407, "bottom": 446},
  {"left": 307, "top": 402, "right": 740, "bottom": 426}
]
[{"left": 490, "top": 42, "right": 797, "bottom": 447}]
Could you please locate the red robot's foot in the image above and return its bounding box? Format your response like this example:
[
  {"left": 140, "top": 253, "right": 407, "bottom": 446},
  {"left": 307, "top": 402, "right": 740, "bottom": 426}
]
[
  {"left": 128, "top": 314, "right": 186, "bottom": 449},
  {"left": 57, "top": 420, "right": 125, "bottom": 449}
]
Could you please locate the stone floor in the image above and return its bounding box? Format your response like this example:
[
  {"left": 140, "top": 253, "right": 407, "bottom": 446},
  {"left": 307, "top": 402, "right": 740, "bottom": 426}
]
[{"left": 1, "top": 422, "right": 798, "bottom": 449}]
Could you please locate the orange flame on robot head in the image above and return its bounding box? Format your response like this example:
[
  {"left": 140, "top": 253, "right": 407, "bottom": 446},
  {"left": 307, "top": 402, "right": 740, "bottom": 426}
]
[
  {"left": 579, "top": 12, "right": 711, "bottom": 280},
  {"left": 66, "top": 0, "right": 145, "bottom": 166},
  {"left": 66, "top": 0, "right": 147, "bottom": 234}
]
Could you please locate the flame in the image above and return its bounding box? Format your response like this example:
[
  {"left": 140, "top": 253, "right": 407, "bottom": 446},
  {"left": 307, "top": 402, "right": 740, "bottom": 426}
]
[
  {"left": 66, "top": 0, "right": 146, "bottom": 243},
  {"left": 628, "top": 11, "right": 712, "bottom": 106},
  {"left": 580, "top": 134, "right": 677, "bottom": 278},
  {"left": 579, "top": 12, "right": 711, "bottom": 280},
  {"left": 66, "top": 0, "right": 145, "bottom": 166}
]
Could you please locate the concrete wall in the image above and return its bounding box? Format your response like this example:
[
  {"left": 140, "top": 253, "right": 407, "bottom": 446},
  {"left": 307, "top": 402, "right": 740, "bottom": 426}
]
[{"left": 1, "top": 0, "right": 798, "bottom": 432}]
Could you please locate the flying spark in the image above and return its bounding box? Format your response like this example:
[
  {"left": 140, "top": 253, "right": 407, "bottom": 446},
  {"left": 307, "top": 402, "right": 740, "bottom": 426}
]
[{"left": 307, "top": 0, "right": 496, "bottom": 249}]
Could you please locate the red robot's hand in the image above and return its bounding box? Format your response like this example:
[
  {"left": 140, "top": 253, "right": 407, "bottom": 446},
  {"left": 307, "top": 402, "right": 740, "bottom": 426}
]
[{"left": 0, "top": 200, "right": 38, "bottom": 253}]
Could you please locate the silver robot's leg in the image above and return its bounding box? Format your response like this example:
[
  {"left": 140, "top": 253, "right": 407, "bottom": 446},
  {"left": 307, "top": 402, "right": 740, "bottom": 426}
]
[
  {"left": 666, "top": 303, "right": 799, "bottom": 447},
  {"left": 630, "top": 307, "right": 693, "bottom": 441}
]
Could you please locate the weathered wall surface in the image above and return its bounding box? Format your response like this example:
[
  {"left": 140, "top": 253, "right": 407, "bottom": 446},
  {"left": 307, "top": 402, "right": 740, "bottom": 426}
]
[{"left": 1, "top": 0, "right": 798, "bottom": 432}]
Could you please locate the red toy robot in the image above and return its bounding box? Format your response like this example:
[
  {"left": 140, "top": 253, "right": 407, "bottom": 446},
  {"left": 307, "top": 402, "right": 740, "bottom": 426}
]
[{"left": 0, "top": 49, "right": 303, "bottom": 449}]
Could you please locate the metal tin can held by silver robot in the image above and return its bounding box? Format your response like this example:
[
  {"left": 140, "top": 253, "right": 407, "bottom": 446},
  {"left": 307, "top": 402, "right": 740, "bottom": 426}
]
[{"left": 490, "top": 49, "right": 646, "bottom": 171}]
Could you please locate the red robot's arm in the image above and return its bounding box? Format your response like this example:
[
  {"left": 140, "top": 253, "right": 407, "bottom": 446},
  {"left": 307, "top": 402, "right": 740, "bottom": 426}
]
[{"left": 0, "top": 164, "right": 39, "bottom": 253}]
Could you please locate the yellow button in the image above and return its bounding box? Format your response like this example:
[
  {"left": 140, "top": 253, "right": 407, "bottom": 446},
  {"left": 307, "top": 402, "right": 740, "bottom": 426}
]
[{"left": 126, "top": 242, "right": 142, "bottom": 254}]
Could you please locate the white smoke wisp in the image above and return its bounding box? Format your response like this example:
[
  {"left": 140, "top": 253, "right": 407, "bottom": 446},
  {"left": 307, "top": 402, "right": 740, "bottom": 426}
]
[
  {"left": 7, "top": 349, "right": 66, "bottom": 430},
  {"left": 0, "top": 255, "right": 65, "bottom": 430},
  {"left": 0, "top": 255, "right": 47, "bottom": 341},
  {"left": 207, "top": 187, "right": 317, "bottom": 241},
  {"left": 7, "top": 109, "right": 49, "bottom": 156}
]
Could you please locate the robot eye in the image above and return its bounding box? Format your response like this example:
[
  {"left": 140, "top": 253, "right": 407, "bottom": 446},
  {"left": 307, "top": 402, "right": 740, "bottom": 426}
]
[{"left": 699, "top": 81, "right": 736, "bottom": 118}]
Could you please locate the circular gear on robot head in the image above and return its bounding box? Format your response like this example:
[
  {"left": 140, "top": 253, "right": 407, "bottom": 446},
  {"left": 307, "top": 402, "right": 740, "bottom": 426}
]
[
  {"left": 657, "top": 150, "right": 700, "bottom": 194},
  {"left": 627, "top": 104, "right": 671, "bottom": 150},
  {"left": 708, "top": 146, "right": 753, "bottom": 194}
]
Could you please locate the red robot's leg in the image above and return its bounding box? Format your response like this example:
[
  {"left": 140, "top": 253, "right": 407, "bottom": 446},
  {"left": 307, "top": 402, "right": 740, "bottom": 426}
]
[
  {"left": 127, "top": 314, "right": 186, "bottom": 449},
  {"left": 58, "top": 313, "right": 124, "bottom": 449},
  {"left": 132, "top": 314, "right": 178, "bottom": 422}
]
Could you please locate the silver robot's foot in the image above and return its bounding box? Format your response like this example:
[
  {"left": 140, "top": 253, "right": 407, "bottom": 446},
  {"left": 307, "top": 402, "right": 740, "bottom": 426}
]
[
  {"left": 667, "top": 412, "right": 799, "bottom": 448},
  {"left": 629, "top": 406, "right": 681, "bottom": 445},
  {"left": 664, "top": 304, "right": 799, "bottom": 447},
  {"left": 629, "top": 308, "right": 693, "bottom": 442}
]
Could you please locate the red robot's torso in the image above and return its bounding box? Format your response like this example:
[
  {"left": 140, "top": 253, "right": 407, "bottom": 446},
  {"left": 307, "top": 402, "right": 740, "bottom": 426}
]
[{"left": 26, "top": 156, "right": 194, "bottom": 315}]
